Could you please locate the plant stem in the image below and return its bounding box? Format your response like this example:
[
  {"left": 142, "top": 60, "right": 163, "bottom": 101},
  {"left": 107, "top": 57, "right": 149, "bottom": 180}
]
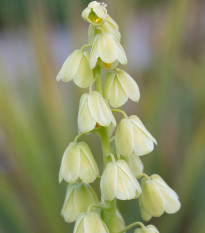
[
  {"left": 116, "top": 222, "right": 145, "bottom": 233},
  {"left": 94, "top": 65, "right": 116, "bottom": 233}
]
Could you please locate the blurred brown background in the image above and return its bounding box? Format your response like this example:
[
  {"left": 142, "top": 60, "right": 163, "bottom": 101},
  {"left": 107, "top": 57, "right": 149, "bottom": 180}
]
[{"left": 0, "top": 0, "right": 205, "bottom": 232}]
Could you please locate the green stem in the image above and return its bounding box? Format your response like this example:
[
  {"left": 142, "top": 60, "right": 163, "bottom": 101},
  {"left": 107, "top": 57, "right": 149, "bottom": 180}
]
[
  {"left": 116, "top": 222, "right": 145, "bottom": 233},
  {"left": 94, "top": 65, "right": 116, "bottom": 233},
  {"left": 112, "top": 108, "right": 128, "bottom": 118},
  {"left": 136, "top": 173, "right": 150, "bottom": 180},
  {"left": 81, "top": 44, "right": 92, "bottom": 51}
]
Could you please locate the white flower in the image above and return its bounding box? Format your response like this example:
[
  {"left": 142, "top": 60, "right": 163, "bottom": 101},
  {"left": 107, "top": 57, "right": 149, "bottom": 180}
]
[
  {"left": 139, "top": 174, "right": 181, "bottom": 221},
  {"left": 104, "top": 68, "right": 140, "bottom": 108},
  {"left": 56, "top": 50, "right": 93, "bottom": 88},
  {"left": 82, "top": 1, "right": 107, "bottom": 26},
  {"left": 100, "top": 159, "right": 141, "bottom": 201},
  {"left": 134, "top": 225, "right": 159, "bottom": 233},
  {"left": 59, "top": 141, "right": 99, "bottom": 184},
  {"left": 90, "top": 33, "right": 127, "bottom": 69},
  {"left": 61, "top": 183, "right": 98, "bottom": 223},
  {"left": 74, "top": 212, "right": 109, "bottom": 233},
  {"left": 88, "top": 14, "right": 121, "bottom": 43},
  {"left": 115, "top": 115, "right": 157, "bottom": 157},
  {"left": 78, "top": 91, "right": 116, "bottom": 133},
  {"left": 125, "top": 153, "right": 144, "bottom": 177}
]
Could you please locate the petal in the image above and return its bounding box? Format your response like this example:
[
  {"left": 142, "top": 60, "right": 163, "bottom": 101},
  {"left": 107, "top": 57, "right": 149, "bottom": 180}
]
[
  {"left": 59, "top": 143, "right": 80, "bottom": 183},
  {"left": 88, "top": 91, "right": 113, "bottom": 127},
  {"left": 113, "top": 37, "right": 127, "bottom": 65},
  {"left": 78, "top": 94, "right": 96, "bottom": 133},
  {"left": 127, "top": 153, "right": 144, "bottom": 176},
  {"left": 85, "top": 213, "right": 109, "bottom": 233},
  {"left": 100, "top": 162, "right": 117, "bottom": 201},
  {"left": 74, "top": 214, "right": 85, "bottom": 233},
  {"left": 117, "top": 69, "right": 140, "bottom": 102},
  {"left": 115, "top": 119, "right": 134, "bottom": 157},
  {"left": 90, "top": 35, "right": 100, "bottom": 69},
  {"left": 93, "top": 6, "right": 107, "bottom": 20}
]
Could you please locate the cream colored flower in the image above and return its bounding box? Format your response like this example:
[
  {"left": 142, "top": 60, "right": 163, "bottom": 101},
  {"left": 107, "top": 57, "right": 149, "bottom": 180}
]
[
  {"left": 61, "top": 183, "right": 98, "bottom": 223},
  {"left": 90, "top": 33, "right": 127, "bottom": 69},
  {"left": 78, "top": 91, "right": 116, "bottom": 133},
  {"left": 139, "top": 174, "right": 181, "bottom": 221},
  {"left": 59, "top": 141, "right": 99, "bottom": 184},
  {"left": 56, "top": 50, "right": 93, "bottom": 88},
  {"left": 100, "top": 159, "right": 141, "bottom": 201},
  {"left": 125, "top": 153, "right": 143, "bottom": 177},
  {"left": 113, "top": 209, "right": 126, "bottom": 233},
  {"left": 82, "top": 1, "right": 107, "bottom": 26},
  {"left": 115, "top": 115, "right": 157, "bottom": 157},
  {"left": 74, "top": 212, "right": 109, "bottom": 233},
  {"left": 104, "top": 69, "right": 140, "bottom": 108},
  {"left": 134, "top": 225, "right": 159, "bottom": 233},
  {"left": 88, "top": 14, "right": 121, "bottom": 43}
]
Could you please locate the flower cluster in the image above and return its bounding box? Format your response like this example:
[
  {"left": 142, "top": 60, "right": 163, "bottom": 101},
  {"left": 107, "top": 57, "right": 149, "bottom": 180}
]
[{"left": 57, "top": 2, "right": 181, "bottom": 233}]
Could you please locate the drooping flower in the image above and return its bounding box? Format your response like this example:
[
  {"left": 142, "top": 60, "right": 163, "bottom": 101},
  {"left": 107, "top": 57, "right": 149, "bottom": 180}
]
[
  {"left": 139, "top": 174, "right": 181, "bottom": 221},
  {"left": 74, "top": 212, "right": 109, "bottom": 233},
  {"left": 89, "top": 33, "right": 127, "bottom": 69},
  {"left": 56, "top": 50, "right": 93, "bottom": 88},
  {"left": 100, "top": 159, "right": 141, "bottom": 201},
  {"left": 82, "top": 1, "right": 107, "bottom": 26},
  {"left": 61, "top": 183, "right": 98, "bottom": 223},
  {"left": 112, "top": 209, "right": 126, "bottom": 233},
  {"left": 125, "top": 153, "right": 144, "bottom": 177},
  {"left": 88, "top": 14, "right": 121, "bottom": 43},
  {"left": 104, "top": 68, "right": 140, "bottom": 108},
  {"left": 134, "top": 225, "right": 159, "bottom": 233},
  {"left": 115, "top": 115, "right": 157, "bottom": 157},
  {"left": 78, "top": 91, "right": 116, "bottom": 133},
  {"left": 59, "top": 141, "right": 99, "bottom": 184}
]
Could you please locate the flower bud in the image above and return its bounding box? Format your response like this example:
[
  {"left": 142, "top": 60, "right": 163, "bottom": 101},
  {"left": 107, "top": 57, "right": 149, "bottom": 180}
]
[
  {"left": 59, "top": 141, "right": 99, "bottom": 184},
  {"left": 134, "top": 225, "right": 159, "bottom": 233},
  {"left": 88, "top": 15, "right": 121, "bottom": 43},
  {"left": 104, "top": 69, "right": 140, "bottom": 108},
  {"left": 74, "top": 212, "right": 109, "bottom": 233},
  {"left": 57, "top": 50, "right": 93, "bottom": 88},
  {"left": 139, "top": 174, "right": 181, "bottom": 221},
  {"left": 100, "top": 159, "right": 141, "bottom": 201},
  {"left": 82, "top": 1, "right": 107, "bottom": 26},
  {"left": 61, "top": 183, "right": 98, "bottom": 223},
  {"left": 78, "top": 91, "right": 116, "bottom": 133},
  {"left": 125, "top": 153, "right": 143, "bottom": 177},
  {"left": 115, "top": 115, "right": 157, "bottom": 157},
  {"left": 90, "top": 33, "right": 127, "bottom": 69}
]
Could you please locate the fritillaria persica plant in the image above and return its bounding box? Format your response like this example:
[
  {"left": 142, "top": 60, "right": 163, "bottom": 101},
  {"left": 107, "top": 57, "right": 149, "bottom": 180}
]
[{"left": 57, "top": 2, "right": 181, "bottom": 233}]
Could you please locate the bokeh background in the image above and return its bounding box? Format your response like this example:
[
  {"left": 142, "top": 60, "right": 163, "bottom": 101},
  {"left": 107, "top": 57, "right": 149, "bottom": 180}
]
[{"left": 0, "top": 0, "right": 205, "bottom": 232}]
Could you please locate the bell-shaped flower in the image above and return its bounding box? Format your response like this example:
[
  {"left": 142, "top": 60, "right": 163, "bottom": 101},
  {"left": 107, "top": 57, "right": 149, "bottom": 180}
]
[
  {"left": 59, "top": 141, "right": 99, "bottom": 184},
  {"left": 104, "top": 69, "right": 140, "bottom": 108},
  {"left": 90, "top": 33, "right": 127, "bottom": 69},
  {"left": 61, "top": 183, "right": 98, "bottom": 223},
  {"left": 134, "top": 225, "right": 159, "bottom": 233},
  {"left": 115, "top": 115, "right": 157, "bottom": 157},
  {"left": 100, "top": 159, "right": 141, "bottom": 201},
  {"left": 125, "top": 153, "right": 144, "bottom": 177},
  {"left": 56, "top": 50, "right": 93, "bottom": 88},
  {"left": 78, "top": 91, "right": 116, "bottom": 133},
  {"left": 139, "top": 174, "right": 181, "bottom": 221},
  {"left": 74, "top": 212, "right": 109, "bottom": 233},
  {"left": 112, "top": 209, "right": 125, "bottom": 233},
  {"left": 88, "top": 14, "right": 121, "bottom": 43},
  {"left": 82, "top": 1, "right": 107, "bottom": 26}
]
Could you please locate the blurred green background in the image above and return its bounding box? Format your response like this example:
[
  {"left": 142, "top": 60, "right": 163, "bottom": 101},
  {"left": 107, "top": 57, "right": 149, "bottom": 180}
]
[{"left": 0, "top": 0, "right": 205, "bottom": 232}]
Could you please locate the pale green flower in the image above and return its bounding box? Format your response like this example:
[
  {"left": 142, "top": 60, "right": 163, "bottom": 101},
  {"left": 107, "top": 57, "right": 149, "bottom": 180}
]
[
  {"left": 100, "top": 159, "right": 141, "bottom": 201},
  {"left": 56, "top": 50, "right": 93, "bottom": 88},
  {"left": 125, "top": 153, "right": 143, "bottom": 177},
  {"left": 139, "top": 174, "right": 181, "bottom": 221},
  {"left": 113, "top": 209, "right": 126, "bottom": 233},
  {"left": 61, "top": 183, "right": 98, "bottom": 223},
  {"left": 82, "top": 1, "right": 107, "bottom": 26},
  {"left": 88, "top": 14, "right": 121, "bottom": 43},
  {"left": 134, "top": 225, "right": 159, "bottom": 233},
  {"left": 90, "top": 33, "right": 127, "bottom": 69},
  {"left": 74, "top": 212, "right": 109, "bottom": 233},
  {"left": 78, "top": 91, "right": 116, "bottom": 133},
  {"left": 59, "top": 141, "right": 99, "bottom": 184},
  {"left": 104, "top": 69, "right": 140, "bottom": 108},
  {"left": 115, "top": 115, "right": 157, "bottom": 157}
]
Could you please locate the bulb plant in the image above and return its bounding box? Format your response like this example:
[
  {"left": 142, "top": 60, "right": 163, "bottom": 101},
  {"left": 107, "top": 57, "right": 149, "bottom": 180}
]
[{"left": 57, "top": 1, "right": 181, "bottom": 233}]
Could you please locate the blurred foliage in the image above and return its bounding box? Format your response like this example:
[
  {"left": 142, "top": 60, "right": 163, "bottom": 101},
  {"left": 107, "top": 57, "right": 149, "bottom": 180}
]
[{"left": 0, "top": 0, "right": 205, "bottom": 233}]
